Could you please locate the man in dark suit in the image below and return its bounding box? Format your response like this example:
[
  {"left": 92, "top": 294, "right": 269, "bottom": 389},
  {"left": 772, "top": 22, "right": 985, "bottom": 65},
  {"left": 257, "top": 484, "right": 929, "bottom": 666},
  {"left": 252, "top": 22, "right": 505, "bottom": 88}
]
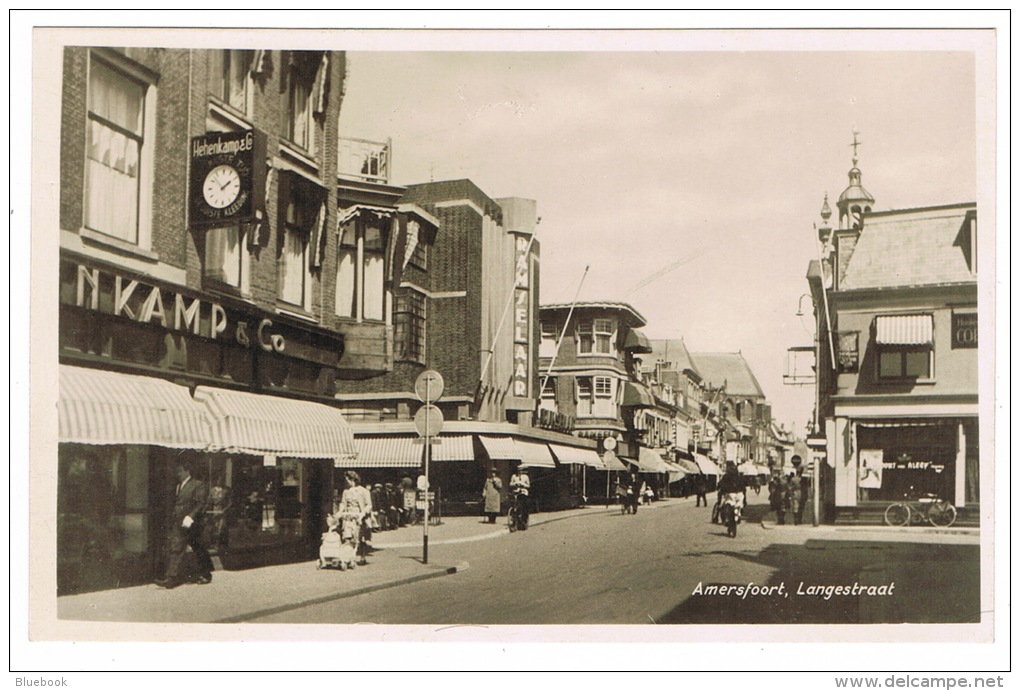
[{"left": 156, "top": 461, "right": 213, "bottom": 588}]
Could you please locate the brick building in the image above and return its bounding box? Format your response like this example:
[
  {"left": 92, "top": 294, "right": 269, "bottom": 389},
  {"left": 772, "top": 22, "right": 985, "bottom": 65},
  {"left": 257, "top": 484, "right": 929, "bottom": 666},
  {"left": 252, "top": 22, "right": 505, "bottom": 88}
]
[
  {"left": 54, "top": 46, "right": 429, "bottom": 593},
  {"left": 332, "top": 180, "right": 600, "bottom": 515},
  {"left": 806, "top": 149, "right": 979, "bottom": 525}
]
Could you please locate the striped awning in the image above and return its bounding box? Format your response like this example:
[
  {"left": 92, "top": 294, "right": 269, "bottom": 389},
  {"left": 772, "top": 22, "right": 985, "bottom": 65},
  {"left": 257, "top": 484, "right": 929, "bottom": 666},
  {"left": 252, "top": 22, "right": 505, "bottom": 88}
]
[
  {"left": 431, "top": 435, "right": 475, "bottom": 462},
  {"left": 516, "top": 440, "right": 557, "bottom": 468},
  {"left": 479, "top": 435, "right": 522, "bottom": 461},
  {"left": 194, "top": 386, "right": 356, "bottom": 460},
  {"left": 601, "top": 449, "right": 630, "bottom": 472},
  {"left": 58, "top": 365, "right": 211, "bottom": 449},
  {"left": 694, "top": 454, "right": 720, "bottom": 475},
  {"left": 875, "top": 314, "right": 933, "bottom": 345},
  {"left": 346, "top": 436, "right": 422, "bottom": 468},
  {"left": 637, "top": 447, "right": 671, "bottom": 473},
  {"left": 548, "top": 443, "right": 604, "bottom": 468}
]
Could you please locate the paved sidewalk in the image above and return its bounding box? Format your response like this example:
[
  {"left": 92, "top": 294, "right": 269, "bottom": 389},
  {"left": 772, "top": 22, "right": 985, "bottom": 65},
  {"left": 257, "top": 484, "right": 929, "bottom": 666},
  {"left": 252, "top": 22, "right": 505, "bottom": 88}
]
[
  {"left": 56, "top": 497, "right": 977, "bottom": 624},
  {"left": 56, "top": 501, "right": 627, "bottom": 624}
]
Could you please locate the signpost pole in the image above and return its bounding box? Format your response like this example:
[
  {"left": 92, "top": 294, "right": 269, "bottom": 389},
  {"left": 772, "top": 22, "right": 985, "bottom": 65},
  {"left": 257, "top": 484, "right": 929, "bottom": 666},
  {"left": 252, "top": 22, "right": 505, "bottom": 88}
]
[{"left": 423, "top": 377, "right": 430, "bottom": 565}]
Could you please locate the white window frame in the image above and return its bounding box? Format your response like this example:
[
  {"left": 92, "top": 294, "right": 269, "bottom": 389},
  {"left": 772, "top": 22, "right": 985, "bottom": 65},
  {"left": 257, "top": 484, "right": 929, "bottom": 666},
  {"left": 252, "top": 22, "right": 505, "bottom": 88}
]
[
  {"left": 594, "top": 318, "right": 615, "bottom": 354},
  {"left": 83, "top": 50, "right": 155, "bottom": 252},
  {"left": 593, "top": 376, "right": 616, "bottom": 417}
]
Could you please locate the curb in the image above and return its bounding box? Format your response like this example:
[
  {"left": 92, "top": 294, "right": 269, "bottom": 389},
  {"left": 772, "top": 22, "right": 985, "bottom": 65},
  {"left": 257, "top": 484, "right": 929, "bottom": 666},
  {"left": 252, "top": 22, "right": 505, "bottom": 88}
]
[{"left": 214, "top": 561, "right": 470, "bottom": 623}]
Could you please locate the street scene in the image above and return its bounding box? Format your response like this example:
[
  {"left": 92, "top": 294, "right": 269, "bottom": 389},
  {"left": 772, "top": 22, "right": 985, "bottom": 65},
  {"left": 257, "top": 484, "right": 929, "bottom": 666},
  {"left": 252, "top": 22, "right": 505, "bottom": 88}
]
[{"left": 32, "top": 26, "right": 991, "bottom": 643}]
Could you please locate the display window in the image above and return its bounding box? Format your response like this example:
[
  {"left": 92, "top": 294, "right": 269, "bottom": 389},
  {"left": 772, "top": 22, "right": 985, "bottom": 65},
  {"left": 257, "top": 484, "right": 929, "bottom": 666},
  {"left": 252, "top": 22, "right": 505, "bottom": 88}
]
[{"left": 855, "top": 421, "right": 960, "bottom": 503}]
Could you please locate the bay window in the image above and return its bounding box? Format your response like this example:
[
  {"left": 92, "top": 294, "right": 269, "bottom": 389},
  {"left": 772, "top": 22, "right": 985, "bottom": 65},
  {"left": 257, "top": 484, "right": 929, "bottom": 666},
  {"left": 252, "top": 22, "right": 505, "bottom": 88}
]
[
  {"left": 576, "top": 376, "right": 616, "bottom": 417},
  {"left": 577, "top": 318, "right": 616, "bottom": 355},
  {"left": 335, "top": 214, "right": 390, "bottom": 322}
]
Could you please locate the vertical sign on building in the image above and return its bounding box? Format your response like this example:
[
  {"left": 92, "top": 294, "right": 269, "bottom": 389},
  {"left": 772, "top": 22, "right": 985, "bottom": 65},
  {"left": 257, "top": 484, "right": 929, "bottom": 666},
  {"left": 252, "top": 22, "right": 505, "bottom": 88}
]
[{"left": 512, "top": 234, "right": 530, "bottom": 398}]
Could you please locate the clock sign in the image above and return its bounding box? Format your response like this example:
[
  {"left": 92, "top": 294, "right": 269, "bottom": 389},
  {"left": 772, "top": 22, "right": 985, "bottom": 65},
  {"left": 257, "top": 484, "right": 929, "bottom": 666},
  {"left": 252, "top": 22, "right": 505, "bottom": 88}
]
[{"left": 190, "top": 129, "right": 266, "bottom": 226}]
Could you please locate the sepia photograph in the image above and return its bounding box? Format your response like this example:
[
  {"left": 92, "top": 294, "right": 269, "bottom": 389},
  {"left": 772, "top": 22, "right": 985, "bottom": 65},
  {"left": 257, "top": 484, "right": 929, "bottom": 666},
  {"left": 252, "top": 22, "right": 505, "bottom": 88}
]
[{"left": 13, "top": 11, "right": 1008, "bottom": 678}]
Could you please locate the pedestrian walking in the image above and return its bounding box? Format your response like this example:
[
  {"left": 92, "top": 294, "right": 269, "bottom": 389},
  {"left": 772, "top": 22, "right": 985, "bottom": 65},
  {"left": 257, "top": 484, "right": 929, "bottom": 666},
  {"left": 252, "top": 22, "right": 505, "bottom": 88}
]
[
  {"left": 333, "top": 471, "right": 373, "bottom": 565},
  {"left": 481, "top": 467, "right": 502, "bottom": 524},
  {"left": 155, "top": 460, "right": 213, "bottom": 589},
  {"left": 787, "top": 473, "right": 803, "bottom": 525},
  {"left": 695, "top": 475, "right": 709, "bottom": 507},
  {"left": 769, "top": 474, "right": 787, "bottom": 525}
]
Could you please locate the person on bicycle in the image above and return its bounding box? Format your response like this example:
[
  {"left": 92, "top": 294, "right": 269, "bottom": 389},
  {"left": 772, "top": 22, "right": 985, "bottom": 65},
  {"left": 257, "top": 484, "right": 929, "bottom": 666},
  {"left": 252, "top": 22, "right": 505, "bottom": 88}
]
[
  {"left": 715, "top": 463, "right": 746, "bottom": 516},
  {"left": 510, "top": 468, "right": 531, "bottom": 530}
]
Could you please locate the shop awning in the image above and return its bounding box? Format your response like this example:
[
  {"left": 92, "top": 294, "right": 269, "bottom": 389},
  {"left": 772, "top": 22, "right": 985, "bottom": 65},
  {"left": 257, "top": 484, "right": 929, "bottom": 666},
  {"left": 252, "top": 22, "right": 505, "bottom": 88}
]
[
  {"left": 478, "top": 435, "right": 522, "bottom": 462},
  {"left": 58, "top": 365, "right": 212, "bottom": 449},
  {"left": 623, "top": 329, "right": 653, "bottom": 353},
  {"left": 548, "top": 443, "right": 604, "bottom": 469},
  {"left": 694, "top": 454, "right": 720, "bottom": 475},
  {"left": 621, "top": 381, "right": 655, "bottom": 408},
  {"left": 637, "top": 447, "right": 672, "bottom": 473},
  {"left": 346, "top": 436, "right": 422, "bottom": 468},
  {"left": 430, "top": 435, "right": 475, "bottom": 462},
  {"left": 515, "top": 440, "right": 557, "bottom": 468},
  {"left": 665, "top": 461, "right": 688, "bottom": 482},
  {"left": 875, "top": 314, "right": 933, "bottom": 345},
  {"left": 601, "top": 449, "right": 630, "bottom": 472},
  {"left": 676, "top": 458, "right": 701, "bottom": 474},
  {"left": 738, "top": 462, "right": 758, "bottom": 476},
  {"left": 194, "top": 386, "right": 356, "bottom": 460}
]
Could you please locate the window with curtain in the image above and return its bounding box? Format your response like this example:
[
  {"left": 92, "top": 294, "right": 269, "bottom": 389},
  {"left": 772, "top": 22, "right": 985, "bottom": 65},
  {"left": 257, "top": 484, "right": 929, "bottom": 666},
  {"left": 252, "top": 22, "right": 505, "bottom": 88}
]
[
  {"left": 278, "top": 188, "right": 314, "bottom": 310},
  {"left": 576, "top": 377, "right": 592, "bottom": 416},
  {"left": 577, "top": 322, "right": 593, "bottom": 355},
  {"left": 335, "top": 216, "right": 389, "bottom": 322},
  {"left": 593, "top": 376, "right": 615, "bottom": 417},
  {"left": 393, "top": 288, "right": 426, "bottom": 363},
  {"left": 208, "top": 49, "right": 249, "bottom": 114},
  {"left": 539, "top": 377, "right": 557, "bottom": 412},
  {"left": 539, "top": 321, "right": 558, "bottom": 358},
  {"left": 286, "top": 56, "right": 316, "bottom": 154},
  {"left": 335, "top": 222, "right": 357, "bottom": 318},
  {"left": 85, "top": 56, "right": 146, "bottom": 244},
  {"left": 594, "top": 319, "right": 615, "bottom": 354},
  {"left": 204, "top": 224, "right": 250, "bottom": 293},
  {"left": 363, "top": 223, "right": 386, "bottom": 321}
]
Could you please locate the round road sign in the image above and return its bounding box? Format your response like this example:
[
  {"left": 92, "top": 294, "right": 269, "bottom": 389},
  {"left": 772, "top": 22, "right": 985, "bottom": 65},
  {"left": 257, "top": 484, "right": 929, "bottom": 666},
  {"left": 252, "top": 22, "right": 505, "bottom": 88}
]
[
  {"left": 414, "top": 404, "right": 444, "bottom": 437},
  {"left": 414, "top": 369, "right": 445, "bottom": 403}
]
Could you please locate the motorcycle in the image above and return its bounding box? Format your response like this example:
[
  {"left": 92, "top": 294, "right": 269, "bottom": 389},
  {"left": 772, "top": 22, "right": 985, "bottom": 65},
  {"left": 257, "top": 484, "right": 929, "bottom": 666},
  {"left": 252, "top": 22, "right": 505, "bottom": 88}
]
[{"left": 719, "top": 492, "right": 745, "bottom": 538}]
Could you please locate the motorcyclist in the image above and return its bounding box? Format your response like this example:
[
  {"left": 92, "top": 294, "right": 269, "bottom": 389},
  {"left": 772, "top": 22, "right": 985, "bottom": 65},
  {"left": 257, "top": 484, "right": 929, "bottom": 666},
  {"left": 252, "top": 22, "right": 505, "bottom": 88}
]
[
  {"left": 509, "top": 468, "right": 531, "bottom": 530},
  {"left": 715, "top": 463, "right": 747, "bottom": 527}
]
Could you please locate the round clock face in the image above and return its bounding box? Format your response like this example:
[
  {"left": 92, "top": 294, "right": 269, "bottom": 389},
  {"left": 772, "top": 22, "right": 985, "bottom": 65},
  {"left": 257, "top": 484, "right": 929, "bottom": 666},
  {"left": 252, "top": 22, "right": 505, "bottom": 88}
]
[{"left": 203, "top": 164, "right": 242, "bottom": 209}]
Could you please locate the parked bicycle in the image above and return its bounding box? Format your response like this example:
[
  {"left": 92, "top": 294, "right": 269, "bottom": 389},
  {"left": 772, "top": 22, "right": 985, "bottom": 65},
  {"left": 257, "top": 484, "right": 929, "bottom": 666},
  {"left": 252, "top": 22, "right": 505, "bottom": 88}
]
[{"left": 883, "top": 488, "right": 957, "bottom": 527}]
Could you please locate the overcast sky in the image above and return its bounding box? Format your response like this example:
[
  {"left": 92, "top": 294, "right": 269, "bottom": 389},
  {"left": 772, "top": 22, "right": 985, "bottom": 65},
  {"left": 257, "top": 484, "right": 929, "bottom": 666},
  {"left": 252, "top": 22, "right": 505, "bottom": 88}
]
[{"left": 336, "top": 38, "right": 981, "bottom": 433}]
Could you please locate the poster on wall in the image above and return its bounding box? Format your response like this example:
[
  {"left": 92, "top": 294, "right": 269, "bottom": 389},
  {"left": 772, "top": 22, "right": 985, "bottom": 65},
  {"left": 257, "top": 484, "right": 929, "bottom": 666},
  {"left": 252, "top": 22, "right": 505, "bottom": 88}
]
[{"left": 858, "top": 449, "right": 884, "bottom": 489}]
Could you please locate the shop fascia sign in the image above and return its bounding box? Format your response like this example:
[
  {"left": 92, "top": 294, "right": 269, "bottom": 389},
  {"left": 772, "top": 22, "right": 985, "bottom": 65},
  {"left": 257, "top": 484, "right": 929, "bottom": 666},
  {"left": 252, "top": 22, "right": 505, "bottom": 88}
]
[
  {"left": 69, "top": 260, "right": 343, "bottom": 366},
  {"left": 511, "top": 233, "right": 531, "bottom": 397}
]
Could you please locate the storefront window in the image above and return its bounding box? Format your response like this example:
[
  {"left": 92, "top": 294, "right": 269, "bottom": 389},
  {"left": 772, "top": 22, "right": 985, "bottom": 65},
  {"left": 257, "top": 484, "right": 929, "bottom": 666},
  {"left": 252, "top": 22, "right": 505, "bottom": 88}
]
[{"left": 856, "top": 422, "right": 957, "bottom": 503}]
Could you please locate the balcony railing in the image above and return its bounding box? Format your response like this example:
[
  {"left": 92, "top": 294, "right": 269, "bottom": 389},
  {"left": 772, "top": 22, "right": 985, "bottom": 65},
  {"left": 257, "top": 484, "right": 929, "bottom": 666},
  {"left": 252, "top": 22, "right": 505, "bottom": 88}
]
[{"left": 338, "top": 137, "right": 390, "bottom": 184}]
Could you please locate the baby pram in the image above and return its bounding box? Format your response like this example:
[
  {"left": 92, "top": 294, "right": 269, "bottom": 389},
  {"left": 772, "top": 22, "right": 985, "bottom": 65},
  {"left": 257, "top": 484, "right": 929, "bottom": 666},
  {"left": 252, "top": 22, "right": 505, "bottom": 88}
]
[{"left": 318, "top": 511, "right": 360, "bottom": 570}]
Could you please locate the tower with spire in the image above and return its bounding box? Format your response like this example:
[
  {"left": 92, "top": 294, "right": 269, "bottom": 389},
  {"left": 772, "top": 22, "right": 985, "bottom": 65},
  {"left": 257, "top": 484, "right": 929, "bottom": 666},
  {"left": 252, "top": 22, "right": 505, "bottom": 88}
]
[{"left": 836, "top": 129, "right": 875, "bottom": 230}]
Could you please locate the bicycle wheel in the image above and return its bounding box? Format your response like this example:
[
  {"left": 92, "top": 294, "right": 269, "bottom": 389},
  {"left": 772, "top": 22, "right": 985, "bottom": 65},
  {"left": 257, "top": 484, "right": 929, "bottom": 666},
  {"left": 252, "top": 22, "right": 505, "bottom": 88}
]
[
  {"left": 884, "top": 503, "right": 910, "bottom": 526},
  {"left": 927, "top": 500, "right": 957, "bottom": 527},
  {"left": 507, "top": 505, "right": 517, "bottom": 532}
]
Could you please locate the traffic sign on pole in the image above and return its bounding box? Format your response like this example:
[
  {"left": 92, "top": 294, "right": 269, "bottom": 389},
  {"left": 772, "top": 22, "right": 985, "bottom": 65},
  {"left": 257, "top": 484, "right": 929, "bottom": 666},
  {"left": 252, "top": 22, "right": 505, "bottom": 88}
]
[
  {"left": 414, "top": 404, "right": 444, "bottom": 437},
  {"left": 415, "top": 369, "right": 445, "bottom": 403}
]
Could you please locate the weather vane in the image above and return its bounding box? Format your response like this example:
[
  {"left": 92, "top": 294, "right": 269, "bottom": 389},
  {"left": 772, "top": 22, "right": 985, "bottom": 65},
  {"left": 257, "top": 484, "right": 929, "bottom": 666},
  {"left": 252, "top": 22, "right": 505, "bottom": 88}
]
[{"left": 850, "top": 128, "right": 862, "bottom": 165}]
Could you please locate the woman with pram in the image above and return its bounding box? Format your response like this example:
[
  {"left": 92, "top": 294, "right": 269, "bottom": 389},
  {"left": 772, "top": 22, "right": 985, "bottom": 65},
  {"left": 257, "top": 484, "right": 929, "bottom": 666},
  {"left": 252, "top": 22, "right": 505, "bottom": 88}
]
[{"left": 327, "top": 471, "right": 373, "bottom": 569}]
